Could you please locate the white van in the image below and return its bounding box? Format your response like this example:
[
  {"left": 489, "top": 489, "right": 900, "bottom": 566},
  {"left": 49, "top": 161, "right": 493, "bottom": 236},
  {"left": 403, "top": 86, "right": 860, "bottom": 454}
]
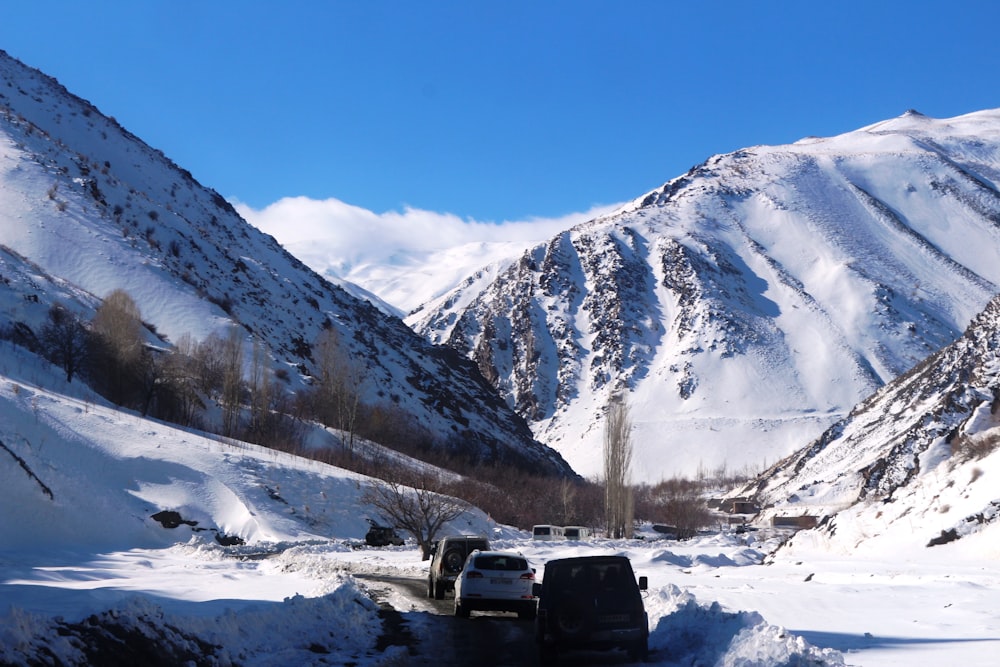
[
  {"left": 563, "top": 525, "right": 591, "bottom": 541},
  {"left": 532, "top": 524, "right": 565, "bottom": 541}
]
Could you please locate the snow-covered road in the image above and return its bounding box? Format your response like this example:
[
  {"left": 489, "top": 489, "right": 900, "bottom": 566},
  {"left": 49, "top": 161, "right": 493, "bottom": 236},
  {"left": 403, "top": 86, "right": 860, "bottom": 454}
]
[{"left": 7, "top": 531, "right": 998, "bottom": 666}]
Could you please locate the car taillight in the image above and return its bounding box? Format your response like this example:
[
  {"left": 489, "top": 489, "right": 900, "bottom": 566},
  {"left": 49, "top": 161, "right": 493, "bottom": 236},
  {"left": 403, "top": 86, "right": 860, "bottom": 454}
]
[
  {"left": 466, "top": 570, "right": 483, "bottom": 578},
  {"left": 520, "top": 572, "right": 535, "bottom": 580}
]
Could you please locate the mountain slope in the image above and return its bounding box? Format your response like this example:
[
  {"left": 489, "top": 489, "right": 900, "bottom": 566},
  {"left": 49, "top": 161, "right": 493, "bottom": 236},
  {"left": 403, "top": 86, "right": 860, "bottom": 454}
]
[
  {"left": 0, "top": 50, "right": 573, "bottom": 477},
  {"left": 410, "top": 109, "right": 1000, "bottom": 481},
  {"left": 743, "top": 294, "right": 1000, "bottom": 559}
]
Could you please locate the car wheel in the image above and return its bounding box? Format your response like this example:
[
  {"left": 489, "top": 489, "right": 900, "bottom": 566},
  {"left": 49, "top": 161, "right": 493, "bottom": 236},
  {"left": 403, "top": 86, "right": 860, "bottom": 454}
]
[
  {"left": 553, "top": 596, "right": 591, "bottom": 638},
  {"left": 427, "top": 576, "right": 434, "bottom": 598},
  {"left": 518, "top": 603, "right": 536, "bottom": 620},
  {"left": 434, "top": 579, "right": 446, "bottom": 600},
  {"left": 454, "top": 599, "right": 470, "bottom": 618},
  {"left": 443, "top": 549, "right": 464, "bottom": 573}
]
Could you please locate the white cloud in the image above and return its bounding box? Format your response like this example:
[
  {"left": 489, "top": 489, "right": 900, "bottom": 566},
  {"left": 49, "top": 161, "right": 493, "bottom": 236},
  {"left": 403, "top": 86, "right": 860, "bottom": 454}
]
[{"left": 235, "top": 196, "right": 619, "bottom": 312}]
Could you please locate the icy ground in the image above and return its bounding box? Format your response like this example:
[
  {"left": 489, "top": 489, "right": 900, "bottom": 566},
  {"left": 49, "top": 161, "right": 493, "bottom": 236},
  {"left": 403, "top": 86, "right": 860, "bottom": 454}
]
[
  {"left": 1, "top": 349, "right": 998, "bottom": 665},
  {"left": 2, "top": 530, "right": 999, "bottom": 666}
]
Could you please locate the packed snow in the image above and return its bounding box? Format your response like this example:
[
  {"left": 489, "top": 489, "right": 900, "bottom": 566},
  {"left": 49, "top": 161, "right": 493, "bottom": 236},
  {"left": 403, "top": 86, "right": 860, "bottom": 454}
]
[{"left": 1, "top": 350, "right": 998, "bottom": 665}]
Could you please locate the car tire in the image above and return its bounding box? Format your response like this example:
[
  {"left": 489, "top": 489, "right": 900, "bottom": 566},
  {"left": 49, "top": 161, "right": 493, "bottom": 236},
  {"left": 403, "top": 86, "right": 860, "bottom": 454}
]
[
  {"left": 434, "top": 579, "right": 446, "bottom": 600},
  {"left": 553, "top": 596, "right": 591, "bottom": 638},
  {"left": 518, "top": 603, "right": 537, "bottom": 620},
  {"left": 427, "top": 576, "right": 434, "bottom": 598},
  {"left": 454, "top": 599, "right": 470, "bottom": 618},
  {"left": 443, "top": 549, "right": 464, "bottom": 573}
]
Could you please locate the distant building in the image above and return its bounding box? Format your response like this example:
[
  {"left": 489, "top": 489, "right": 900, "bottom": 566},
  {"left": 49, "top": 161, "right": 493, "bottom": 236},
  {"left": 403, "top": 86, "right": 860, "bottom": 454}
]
[{"left": 771, "top": 515, "right": 819, "bottom": 530}]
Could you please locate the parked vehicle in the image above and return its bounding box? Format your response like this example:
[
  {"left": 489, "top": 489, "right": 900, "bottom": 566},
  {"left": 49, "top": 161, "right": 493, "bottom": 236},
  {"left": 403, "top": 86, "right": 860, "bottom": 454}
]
[
  {"left": 427, "top": 534, "right": 490, "bottom": 599},
  {"left": 364, "top": 522, "right": 404, "bottom": 547},
  {"left": 563, "top": 526, "right": 591, "bottom": 540},
  {"left": 534, "top": 555, "right": 648, "bottom": 664},
  {"left": 453, "top": 550, "right": 536, "bottom": 619},
  {"left": 532, "top": 524, "right": 565, "bottom": 540}
]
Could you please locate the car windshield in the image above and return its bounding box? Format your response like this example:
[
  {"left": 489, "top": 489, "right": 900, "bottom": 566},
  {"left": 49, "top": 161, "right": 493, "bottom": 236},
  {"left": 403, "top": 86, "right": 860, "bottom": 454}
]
[{"left": 473, "top": 555, "right": 528, "bottom": 571}]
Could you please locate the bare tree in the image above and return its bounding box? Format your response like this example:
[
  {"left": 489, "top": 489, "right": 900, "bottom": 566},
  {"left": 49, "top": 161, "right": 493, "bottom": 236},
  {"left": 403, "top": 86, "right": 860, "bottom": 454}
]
[
  {"left": 135, "top": 347, "right": 165, "bottom": 417},
  {"left": 159, "top": 336, "right": 206, "bottom": 427},
  {"left": 220, "top": 325, "right": 244, "bottom": 438},
  {"left": 362, "top": 472, "right": 469, "bottom": 560},
  {"left": 40, "top": 303, "right": 88, "bottom": 383},
  {"left": 247, "top": 337, "right": 271, "bottom": 439},
  {"left": 313, "top": 327, "right": 366, "bottom": 455},
  {"left": 635, "top": 477, "right": 712, "bottom": 538},
  {"left": 603, "top": 394, "right": 634, "bottom": 539},
  {"left": 89, "top": 289, "right": 145, "bottom": 404},
  {"left": 184, "top": 332, "right": 227, "bottom": 396},
  {"left": 558, "top": 478, "right": 577, "bottom": 526}
]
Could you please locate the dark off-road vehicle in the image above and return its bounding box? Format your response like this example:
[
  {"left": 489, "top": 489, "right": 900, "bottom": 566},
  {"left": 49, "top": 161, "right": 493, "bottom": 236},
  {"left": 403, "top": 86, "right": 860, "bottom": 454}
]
[
  {"left": 364, "top": 523, "right": 404, "bottom": 547},
  {"left": 534, "top": 555, "right": 649, "bottom": 664},
  {"left": 427, "top": 534, "right": 490, "bottom": 599}
]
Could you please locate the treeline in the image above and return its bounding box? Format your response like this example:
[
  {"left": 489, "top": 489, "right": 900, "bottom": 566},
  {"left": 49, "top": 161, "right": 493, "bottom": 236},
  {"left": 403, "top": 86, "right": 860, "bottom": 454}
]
[
  {"left": 337, "top": 449, "right": 719, "bottom": 538},
  {"left": 6, "top": 289, "right": 429, "bottom": 454},
  {"left": 4, "top": 288, "right": 723, "bottom": 536}
]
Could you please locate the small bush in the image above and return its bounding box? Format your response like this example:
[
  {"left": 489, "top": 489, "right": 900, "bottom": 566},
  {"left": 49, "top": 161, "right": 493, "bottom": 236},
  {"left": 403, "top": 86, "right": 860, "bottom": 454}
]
[{"left": 952, "top": 432, "right": 1000, "bottom": 462}]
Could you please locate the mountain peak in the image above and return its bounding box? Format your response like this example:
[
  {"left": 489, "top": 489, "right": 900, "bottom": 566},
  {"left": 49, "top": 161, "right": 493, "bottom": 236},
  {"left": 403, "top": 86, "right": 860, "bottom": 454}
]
[{"left": 412, "top": 108, "right": 1000, "bottom": 481}]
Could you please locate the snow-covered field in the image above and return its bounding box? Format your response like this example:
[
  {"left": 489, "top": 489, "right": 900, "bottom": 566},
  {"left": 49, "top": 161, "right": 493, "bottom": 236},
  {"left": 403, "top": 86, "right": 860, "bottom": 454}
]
[
  {"left": 4, "top": 531, "right": 998, "bottom": 666},
  {"left": 1, "top": 349, "right": 998, "bottom": 665}
]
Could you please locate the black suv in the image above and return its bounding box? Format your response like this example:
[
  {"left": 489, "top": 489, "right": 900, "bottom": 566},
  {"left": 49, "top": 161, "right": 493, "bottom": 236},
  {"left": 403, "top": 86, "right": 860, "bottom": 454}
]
[
  {"left": 427, "top": 534, "right": 490, "bottom": 599},
  {"left": 534, "top": 555, "right": 648, "bottom": 664},
  {"left": 364, "top": 522, "right": 404, "bottom": 547}
]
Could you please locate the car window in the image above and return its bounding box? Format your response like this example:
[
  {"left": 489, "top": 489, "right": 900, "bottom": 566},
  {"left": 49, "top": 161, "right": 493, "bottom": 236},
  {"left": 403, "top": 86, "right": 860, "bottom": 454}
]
[
  {"left": 474, "top": 555, "right": 528, "bottom": 571},
  {"left": 549, "top": 560, "right": 634, "bottom": 592}
]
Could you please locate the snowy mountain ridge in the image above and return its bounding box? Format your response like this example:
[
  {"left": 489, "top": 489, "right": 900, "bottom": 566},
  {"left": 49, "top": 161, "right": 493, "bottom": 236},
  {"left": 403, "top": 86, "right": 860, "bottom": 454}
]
[
  {"left": 409, "top": 108, "right": 1000, "bottom": 481},
  {"left": 0, "top": 49, "right": 573, "bottom": 476},
  {"left": 736, "top": 292, "right": 1000, "bottom": 561}
]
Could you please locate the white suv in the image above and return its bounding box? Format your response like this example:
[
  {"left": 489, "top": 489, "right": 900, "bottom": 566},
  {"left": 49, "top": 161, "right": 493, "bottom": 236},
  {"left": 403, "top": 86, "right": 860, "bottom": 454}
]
[{"left": 453, "top": 550, "right": 536, "bottom": 619}]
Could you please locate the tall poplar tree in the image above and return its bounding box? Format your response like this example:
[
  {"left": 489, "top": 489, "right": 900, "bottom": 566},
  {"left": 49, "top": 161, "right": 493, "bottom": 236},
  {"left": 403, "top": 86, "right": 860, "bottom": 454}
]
[{"left": 603, "top": 395, "right": 634, "bottom": 539}]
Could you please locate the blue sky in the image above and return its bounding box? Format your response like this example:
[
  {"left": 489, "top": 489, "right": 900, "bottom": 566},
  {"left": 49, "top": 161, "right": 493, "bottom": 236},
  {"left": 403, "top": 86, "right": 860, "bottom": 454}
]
[{"left": 2, "top": 1, "right": 1000, "bottom": 223}]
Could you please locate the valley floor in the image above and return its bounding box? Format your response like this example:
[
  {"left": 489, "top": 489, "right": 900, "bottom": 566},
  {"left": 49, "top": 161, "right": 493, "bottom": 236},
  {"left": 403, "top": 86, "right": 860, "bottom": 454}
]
[{"left": 2, "top": 530, "right": 997, "bottom": 666}]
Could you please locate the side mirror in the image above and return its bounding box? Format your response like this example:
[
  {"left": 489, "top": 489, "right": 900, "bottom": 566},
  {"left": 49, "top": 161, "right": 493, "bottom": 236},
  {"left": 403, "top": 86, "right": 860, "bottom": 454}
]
[
  {"left": 532, "top": 582, "right": 543, "bottom": 597},
  {"left": 638, "top": 576, "right": 648, "bottom": 591}
]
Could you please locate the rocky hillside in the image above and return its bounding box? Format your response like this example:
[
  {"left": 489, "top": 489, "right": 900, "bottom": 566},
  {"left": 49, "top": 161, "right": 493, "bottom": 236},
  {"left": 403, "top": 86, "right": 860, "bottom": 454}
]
[
  {"left": 742, "top": 294, "right": 1000, "bottom": 557},
  {"left": 0, "top": 50, "right": 573, "bottom": 476},
  {"left": 410, "top": 109, "right": 1000, "bottom": 481}
]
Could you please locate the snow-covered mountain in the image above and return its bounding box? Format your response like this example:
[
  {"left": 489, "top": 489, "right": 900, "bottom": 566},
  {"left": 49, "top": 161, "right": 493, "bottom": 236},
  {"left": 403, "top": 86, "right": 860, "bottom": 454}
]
[
  {"left": 235, "top": 195, "right": 616, "bottom": 317},
  {"left": 409, "top": 109, "right": 1000, "bottom": 481},
  {"left": 0, "top": 50, "right": 572, "bottom": 477},
  {"left": 742, "top": 292, "right": 1000, "bottom": 558}
]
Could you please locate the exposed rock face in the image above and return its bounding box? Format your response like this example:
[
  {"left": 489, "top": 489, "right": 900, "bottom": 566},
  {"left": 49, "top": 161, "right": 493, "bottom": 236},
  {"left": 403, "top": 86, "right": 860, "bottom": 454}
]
[
  {"left": 752, "top": 295, "right": 1000, "bottom": 507},
  {"left": 410, "top": 109, "right": 1000, "bottom": 480},
  {"left": 741, "top": 296, "right": 1000, "bottom": 555}
]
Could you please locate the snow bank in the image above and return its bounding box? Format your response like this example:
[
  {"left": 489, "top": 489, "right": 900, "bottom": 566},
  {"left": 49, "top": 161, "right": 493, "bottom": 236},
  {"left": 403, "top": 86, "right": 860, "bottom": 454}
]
[
  {"left": 647, "top": 584, "right": 844, "bottom": 667},
  {"left": 0, "top": 574, "right": 398, "bottom": 667}
]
